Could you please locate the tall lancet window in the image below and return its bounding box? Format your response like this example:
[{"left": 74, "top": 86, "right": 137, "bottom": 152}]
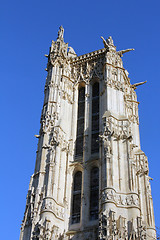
[
  {"left": 72, "top": 171, "right": 82, "bottom": 224},
  {"left": 91, "top": 82, "right": 99, "bottom": 154},
  {"left": 75, "top": 86, "right": 85, "bottom": 157},
  {"left": 90, "top": 167, "right": 99, "bottom": 220}
]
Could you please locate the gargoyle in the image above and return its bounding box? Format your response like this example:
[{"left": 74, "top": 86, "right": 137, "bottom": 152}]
[
  {"left": 118, "top": 48, "right": 135, "bottom": 57},
  {"left": 132, "top": 81, "right": 147, "bottom": 89}
]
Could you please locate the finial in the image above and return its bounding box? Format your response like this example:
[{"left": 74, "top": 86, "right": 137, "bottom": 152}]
[{"left": 57, "top": 25, "right": 64, "bottom": 40}]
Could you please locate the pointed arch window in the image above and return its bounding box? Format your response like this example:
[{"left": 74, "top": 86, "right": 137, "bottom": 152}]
[
  {"left": 75, "top": 86, "right": 85, "bottom": 157},
  {"left": 90, "top": 167, "right": 99, "bottom": 220},
  {"left": 72, "top": 171, "right": 82, "bottom": 224},
  {"left": 91, "top": 82, "right": 99, "bottom": 154}
]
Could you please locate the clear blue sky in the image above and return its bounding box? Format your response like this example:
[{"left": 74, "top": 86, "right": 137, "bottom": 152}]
[{"left": 0, "top": 0, "right": 160, "bottom": 239}]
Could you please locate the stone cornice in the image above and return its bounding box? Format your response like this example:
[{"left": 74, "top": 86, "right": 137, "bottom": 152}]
[{"left": 71, "top": 48, "right": 106, "bottom": 64}]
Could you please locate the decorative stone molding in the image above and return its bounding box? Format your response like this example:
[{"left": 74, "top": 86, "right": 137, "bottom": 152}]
[
  {"left": 41, "top": 110, "right": 59, "bottom": 134},
  {"left": 32, "top": 218, "right": 63, "bottom": 240},
  {"left": 124, "top": 90, "right": 139, "bottom": 125},
  {"left": 61, "top": 86, "right": 74, "bottom": 104},
  {"left": 41, "top": 198, "right": 64, "bottom": 220},
  {"left": 72, "top": 48, "right": 106, "bottom": 64},
  {"left": 105, "top": 77, "right": 124, "bottom": 92},
  {"left": 21, "top": 187, "right": 44, "bottom": 227},
  {"left": 101, "top": 188, "right": 139, "bottom": 208},
  {"left": 102, "top": 113, "right": 132, "bottom": 140},
  {"left": 72, "top": 58, "right": 104, "bottom": 85}
]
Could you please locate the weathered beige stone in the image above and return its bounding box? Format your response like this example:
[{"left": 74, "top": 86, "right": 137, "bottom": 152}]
[{"left": 20, "top": 26, "right": 156, "bottom": 240}]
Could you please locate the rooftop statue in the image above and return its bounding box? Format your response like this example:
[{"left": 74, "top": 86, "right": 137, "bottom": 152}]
[
  {"left": 101, "top": 36, "right": 114, "bottom": 48},
  {"left": 101, "top": 36, "right": 134, "bottom": 57},
  {"left": 101, "top": 36, "right": 109, "bottom": 48},
  {"left": 57, "top": 25, "right": 64, "bottom": 40}
]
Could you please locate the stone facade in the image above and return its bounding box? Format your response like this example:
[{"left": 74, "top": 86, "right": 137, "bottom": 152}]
[{"left": 20, "top": 26, "right": 156, "bottom": 240}]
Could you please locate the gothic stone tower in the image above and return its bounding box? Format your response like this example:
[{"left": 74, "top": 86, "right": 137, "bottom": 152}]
[{"left": 20, "top": 26, "right": 156, "bottom": 240}]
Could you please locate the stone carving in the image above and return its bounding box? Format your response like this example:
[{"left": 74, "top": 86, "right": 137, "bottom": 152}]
[
  {"left": 99, "top": 125, "right": 113, "bottom": 156},
  {"left": 68, "top": 46, "right": 76, "bottom": 55},
  {"left": 105, "top": 77, "right": 124, "bottom": 92},
  {"left": 44, "top": 131, "right": 59, "bottom": 150},
  {"left": 101, "top": 36, "right": 114, "bottom": 48},
  {"left": 107, "top": 36, "right": 114, "bottom": 46},
  {"left": 57, "top": 25, "right": 64, "bottom": 40},
  {"left": 117, "top": 48, "right": 135, "bottom": 57},
  {"left": 42, "top": 127, "right": 70, "bottom": 164},
  {"left": 101, "top": 36, "right": 109, "bottom": 48},
  {"left": 102, "top": 115, "right": 132, "bottom": 141},
  {"left": 99, "top": 210, "right": 127, "bottom": 239},
  {"left": 20, "top": 27, "right": 156, "bottom": 240},
  {"left": 72, "top": 57, "right": 104, "bottom": 85},
  {"left": 41, "top": 199, "right": 64, "bottom": 220},
  {"left": 41, "top": 110, "right": 59, "bottom": 133},
  {"left": 61, "top": 79, "right": 74, "bottom": 104},
  {"left": 131, "top": 80, "right": 147, "bottom": 90},
  {"left": 135, "top": 153, "right": 149, "bottom": 175},
  {"left": 48, "top": 27, "right": 69, "bottom": 68},
  {"left": 21, "top": 187, "right": 44, "bottom": 229},
  {"left": 99, "top": 211, "right": 147, "bottom": 240},
  {"left": 124, "top": 87, "right": 140, "bottom": 125},
  {"left": 101, "top": 188, "right": 139, "bottom": 208},
  {"left": 32, "top": 218, "right": 63, "bottom": 240}
]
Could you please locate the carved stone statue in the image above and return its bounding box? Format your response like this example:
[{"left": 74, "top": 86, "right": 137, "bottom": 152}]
[
  {"left": 101, "top": 36, "right": 109, "bottom": 48},
  {"left": 107, "top": 36, "right": 114, "bottom": 45},
  {"left": 101, "top": 36, "right": 114, "bottom": 48},
  {"left": 57, "top": 25, "right": 64, "bottom": 40}
]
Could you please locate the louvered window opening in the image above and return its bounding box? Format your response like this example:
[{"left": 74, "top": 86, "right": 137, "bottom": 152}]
[
  {"left": 91, "top": 82, "right": 99, "bottom": 154},
  {"left": 90, "top": 167, "right": 99, "bottom": 220},
  {"left": 72, "top": 171, "right": 82, "bottom": 224},
  {"left": 75, "top": 87, "right": 85, "bottom": 157}
]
